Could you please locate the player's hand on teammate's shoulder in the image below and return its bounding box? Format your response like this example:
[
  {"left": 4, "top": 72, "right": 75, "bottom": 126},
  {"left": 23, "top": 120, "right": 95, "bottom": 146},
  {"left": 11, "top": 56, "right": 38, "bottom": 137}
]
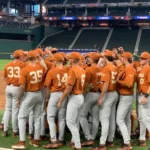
[{"left": 140, "top": 96, "right": 148, "bottom": 105}]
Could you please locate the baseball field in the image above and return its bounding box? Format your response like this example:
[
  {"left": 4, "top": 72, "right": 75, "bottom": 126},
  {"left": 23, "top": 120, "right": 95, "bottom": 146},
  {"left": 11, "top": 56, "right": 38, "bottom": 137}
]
[{"left": 0, "top": 59, "right": 150, "bottom": 150}]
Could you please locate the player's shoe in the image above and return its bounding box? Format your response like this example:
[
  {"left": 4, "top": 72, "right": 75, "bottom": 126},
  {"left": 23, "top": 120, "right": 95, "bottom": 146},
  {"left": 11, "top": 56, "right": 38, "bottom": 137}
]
[
  {"left": 58, "top": 141, "right": 65, "bottom": 147},
  {"left": 117, "top": 144, "right": 132, "bottom": 150},
  {"left": 90, "top": 144, "right": 107, "bottom": 150},
  {"left": 12, "top": 141, "right": 26, "bottom": 150},
  {"left": 29, "top": 139, "right": 40, "bottom": 147},
  {"left": 74, "top": 148, "right": 82, "bottom": 150},
  {"left": 69, "top": 141, "right": 75, "bottom": 149},
  {"left": 43, "top": 141, "right": 60, "bottom": 149},
  {"left": 0, "top": 123, "right": 4, "bottom": 130},
  {"left": 28, "top": 134, "right": 33, "bottom": 140},
  {"left": 139, "top": 140, "right": 146, "bottom": 146},
  {"left": 2, "top": 131, "right": 8, "bottom": 137},
  {"left": 12, "top": 132, "right": 19, "bottom": 138},
  {"left": 106, "top": 141, "right": 114, "bottom": 148},
  {"left": 81, "top": 140, "right": 95, "bottom": 147},
  {"left": 39, "top": 135, "right": 49, "bottom": 141}
]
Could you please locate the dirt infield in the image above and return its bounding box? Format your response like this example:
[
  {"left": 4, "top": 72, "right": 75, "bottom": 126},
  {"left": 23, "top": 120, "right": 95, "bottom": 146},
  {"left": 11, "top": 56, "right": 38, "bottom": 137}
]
[{"left": 0, "top": 71, "right": 6, "bottom": 110}]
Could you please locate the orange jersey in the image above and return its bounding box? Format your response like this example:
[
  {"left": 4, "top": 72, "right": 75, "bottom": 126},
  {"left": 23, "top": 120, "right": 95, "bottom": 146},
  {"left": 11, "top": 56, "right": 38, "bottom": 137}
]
[
  {"left": 45, "top": 61, "right": 54, "bottom": 70},
  {"left": 4, "top": 60, "right": 25, "bottom": 86},
  {"left": 118, "top": 65, "right": 136, "bottom": 95},
  {"left": 19, "top": 63, "right": 46, "bottom": 92},
  {"left": 44, "top": 66, "right": 69, "bottom": 92},
  {"left": 85, "top": 64, "right": 102, "bottom": 92},
  {"left": 67, "top": 66, "right": 86, "bottom": 95},
  {"left": 137, "top": 66, "right": 150, "bottom": 94},
  {"left": 100, "top": 64, "right": 118, "bottom": 91}
]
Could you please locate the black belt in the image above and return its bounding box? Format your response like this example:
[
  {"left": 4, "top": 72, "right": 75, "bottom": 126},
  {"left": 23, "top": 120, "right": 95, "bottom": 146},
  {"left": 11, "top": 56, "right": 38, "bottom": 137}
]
[{"left": 120, "top": 94, "right": 133, "bottom": 96}]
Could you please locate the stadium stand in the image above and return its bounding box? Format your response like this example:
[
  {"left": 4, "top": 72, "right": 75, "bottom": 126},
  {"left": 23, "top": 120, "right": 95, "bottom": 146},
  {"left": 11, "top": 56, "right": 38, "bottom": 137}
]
[
  {"left": 42, "top": 28, "right": 79, "bottom": 48},
  {"left": 67, "top": 0, "right": 98, "bottom": 4},
  {"left": 87, "top": 8, "right": 106, "bottom": 16},
  {"left": 73, "top": 29, "right": 109, "bottom": 49},
  {"left": 100, "top": 0, "right": 131, "bottom": 3},
  {"left": 66, "top": 8, "right": 85, "bottom": 17},
  {"left": 108, "top": 7, "right": 128, "bottom": 16},
  {"left": 130, "top": 7, "right": 150, "bottom": 16},
  {"left": 138, "top": 29, "right": 150, "bottom": 54},
  {"left": 0, "top": 20, "right": 31, "bottom": 28},
  {"left": 47, "top": 8, "right": 65, "bottom": 17},
  {"left": 134, "top": 0, "right": 150, "bottom": 2},
  {"left": 46, "top": 0, "right": 65, "bottom": 4},
  {"left": 106, "top": 27, "right": 139, "bottom": 52}
]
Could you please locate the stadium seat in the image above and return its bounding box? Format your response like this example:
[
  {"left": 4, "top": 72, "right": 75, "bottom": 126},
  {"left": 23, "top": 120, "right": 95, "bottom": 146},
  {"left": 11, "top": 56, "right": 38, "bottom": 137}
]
[
  {"left": 73, "top": 29, "right": 109, "bottom": 49},
  {"left": 130, "top": 7, "right": 150, "bottom": 16},
  {"left": 108, "top": 7, "right": 128, "bottom": 16},
  {"left": 134, "top": 0, "right": 150, "bottom": 2},
  {"left": 67, "top": 0, "right": 97, "bottom": 4},
  {"left": 106, "top": 27, "right": 139, "bottom": 52},
  {"left": 42, "top": 28, "right": 80, "bottom": 48},
  {"left": 100, "top": 0, "right": 131, "bottom": 3},
  {"left": 138, "top": 29, "right": 150, "bottom": 54},
  {"left": 46, "top": 0, "right": 65, "bottom": 4},
  {"left": 87, "top": 8, "right": 106, "bottom": 16}
]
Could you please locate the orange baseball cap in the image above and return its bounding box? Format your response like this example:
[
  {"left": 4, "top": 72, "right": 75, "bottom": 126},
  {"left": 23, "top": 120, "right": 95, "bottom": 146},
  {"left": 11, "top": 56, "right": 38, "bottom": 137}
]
[
  {"left": 140, "top": 52, "right": 150, "bottom": 59},
  {"left": 36, "top": 48, "right": 43, "bottom": 57},
  {"left": 53, "top": 54, "right": 64, "bottom": 62},
  {"left": 13, "top": 50, "right": 24, "bottom": 57},
  {"left": 103, "top": 50, "right": 114, "bottom": 57},
  {"left": 27, "top": 51, "right": 37, "bottom": 59},
  {"left": 121, "top": 52, "right": 133, "bottom": 60},
  {"left": 51, "top": 48, "right": 58, "bottom": 52},
  {"left": 68, "top": 52, "right": 81, "bottom": 60},
  {"left": 89, "top": 52, "right": 101, "bottom": 61}
]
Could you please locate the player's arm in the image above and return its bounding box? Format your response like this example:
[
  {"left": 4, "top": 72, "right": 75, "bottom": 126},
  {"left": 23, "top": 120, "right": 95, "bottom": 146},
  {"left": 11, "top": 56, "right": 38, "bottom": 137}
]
[
  {"left": 17, "top": 84, "right": 25, "bottom": 100},
  {"left": 84, "top": 68, "right": 91, "bottom": 93},
  {"left": 58, "top": 84, "right": 73, "bottom": 107},
  {"left": 39, "top": 57, "right": 48, "bottom": 71},
  {"left": 44, "top": 70, "right": 52, "bottom": 101},
  {"left": 57, "top": 69, "right": 75, "bottom": 108},
  {"left": 97, "top": 68, "right": 110, "bottom": 106},
  {"left": 117, "top": 69, "right": 135, "bottom": 88}
]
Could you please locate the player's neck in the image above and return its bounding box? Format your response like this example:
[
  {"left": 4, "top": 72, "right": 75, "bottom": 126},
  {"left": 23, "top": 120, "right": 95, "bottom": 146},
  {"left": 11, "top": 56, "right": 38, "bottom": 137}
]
[
  {"left": 124, "top": 61, "right": 130, "bottom": 67},
  {"left": 28, "top": 60, "right": 36, "bottom": 66},
  {"left": 142, "top": 63, "right": 149, "bottom": 68},
  {"left": 56, "top": 63, "right": 63, "bottom": 68}
]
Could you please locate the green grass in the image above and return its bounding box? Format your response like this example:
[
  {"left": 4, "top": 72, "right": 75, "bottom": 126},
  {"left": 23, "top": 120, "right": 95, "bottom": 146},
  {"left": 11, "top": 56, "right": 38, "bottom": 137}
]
[
  {"left": 0, "top": 59, "right": 11, "bottom": 70},
  {"left": 0, "top": 60, "right": 150, "bottom": 150}
]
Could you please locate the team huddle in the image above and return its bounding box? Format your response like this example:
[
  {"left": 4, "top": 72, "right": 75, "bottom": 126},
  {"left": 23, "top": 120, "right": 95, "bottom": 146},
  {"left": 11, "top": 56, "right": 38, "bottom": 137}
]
[{"left": 0, "top": 47, "right": 150, "bottom": 150}]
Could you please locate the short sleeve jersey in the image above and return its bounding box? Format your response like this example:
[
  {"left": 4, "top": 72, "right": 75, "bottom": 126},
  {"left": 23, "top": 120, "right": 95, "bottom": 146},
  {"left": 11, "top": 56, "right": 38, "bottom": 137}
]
[
  {"left": 19, "top": 63, "right": 46, "bottom": 92},
  {"left": 67, "top": 66, "right": 86, "bottom": 95},
  {"left": 100, "top": 64, "right": 118, "bottom": 92},
  {"left": 44, "top": 66, "right": 69, "bottom": 92},
  {"left": 85, "top": 64, "right": 102, "bottom": 92},
  {"left": 118, "top": 65, "right": 136, "bottom": 95},
  {"left": 137, "top": 66, "right": 150, "bottom": 94},
  {"left": 4, "top": 60, "right": 25, "bottom": 86}
]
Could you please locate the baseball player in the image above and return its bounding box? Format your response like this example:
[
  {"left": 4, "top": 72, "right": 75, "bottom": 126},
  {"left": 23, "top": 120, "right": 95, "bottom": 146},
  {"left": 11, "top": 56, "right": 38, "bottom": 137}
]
[
  {"left": 116, "top": 52, "right": 136, "bottom": 150},
  {"left": 43, "top": 53, "right": 69, "bottom": 149},
  {"left": 137, "top": 52, "right": 150, "bottom": 147},
  {"left": 2, "top": 50, "right": 25, "bottom": 137},
  {"left": 57, "top": 52, "right": 86, "bottom": 150},
  {"left": 12, "top": 51, "right": 46, "bottom": 149},
  {"left": 91, "top": 50, "right": 118, "bottom": 150},
  {"left": 80, "top": 52, "right": 102, "bottom": 146},
  {"left": 28, "top": 49, "right": 48, "bottom": 141}
]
